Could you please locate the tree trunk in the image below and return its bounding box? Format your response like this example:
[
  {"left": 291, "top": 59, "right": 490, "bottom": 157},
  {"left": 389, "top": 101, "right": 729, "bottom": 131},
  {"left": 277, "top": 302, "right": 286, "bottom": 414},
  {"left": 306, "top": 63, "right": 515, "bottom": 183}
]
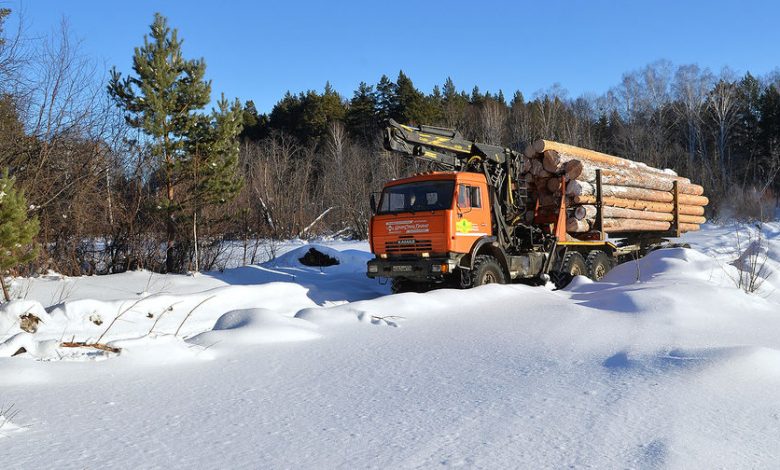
[
  {"left": 165, "top": 181, "right": 175, "bottom": 273},
  {"left": 0, "top": 275, "right": 10, "bottom": 302}
]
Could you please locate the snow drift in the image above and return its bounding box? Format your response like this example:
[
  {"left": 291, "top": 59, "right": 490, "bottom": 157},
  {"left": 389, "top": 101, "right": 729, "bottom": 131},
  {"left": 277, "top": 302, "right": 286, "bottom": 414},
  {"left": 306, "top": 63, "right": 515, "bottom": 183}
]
[{"left": 1, "top": 228, "right": 779, "bottom": 468}]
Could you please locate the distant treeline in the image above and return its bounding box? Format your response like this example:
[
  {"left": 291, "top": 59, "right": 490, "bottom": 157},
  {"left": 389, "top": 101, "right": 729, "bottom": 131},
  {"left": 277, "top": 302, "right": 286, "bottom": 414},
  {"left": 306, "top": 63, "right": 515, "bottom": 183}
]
[{"left": 0, "top": 10, "right": 778, "bottom": 276}]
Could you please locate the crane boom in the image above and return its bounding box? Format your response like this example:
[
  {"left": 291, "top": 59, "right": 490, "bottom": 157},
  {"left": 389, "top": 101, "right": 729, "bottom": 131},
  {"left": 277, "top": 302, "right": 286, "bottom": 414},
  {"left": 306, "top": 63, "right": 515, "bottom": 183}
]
[{"left": 384, "top": 119, "right": 517, "bottom": 168}]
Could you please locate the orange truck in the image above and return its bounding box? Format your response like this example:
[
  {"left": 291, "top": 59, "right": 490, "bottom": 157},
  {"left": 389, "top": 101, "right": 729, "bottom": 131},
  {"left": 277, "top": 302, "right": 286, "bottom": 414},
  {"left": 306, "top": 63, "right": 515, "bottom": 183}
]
[{"left": 367, "top": 120, "right": 685, "bottom": 293}]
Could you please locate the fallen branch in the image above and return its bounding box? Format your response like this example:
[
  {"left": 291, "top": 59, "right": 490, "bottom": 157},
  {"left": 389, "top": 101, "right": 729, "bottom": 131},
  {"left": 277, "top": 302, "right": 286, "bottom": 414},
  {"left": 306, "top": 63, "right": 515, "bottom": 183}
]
[
  {"left": 60, "top": 341, "right": 121, "bottom": 354},
  {"left": 297, "top": 206, "right": 334, "bottom": 239}
]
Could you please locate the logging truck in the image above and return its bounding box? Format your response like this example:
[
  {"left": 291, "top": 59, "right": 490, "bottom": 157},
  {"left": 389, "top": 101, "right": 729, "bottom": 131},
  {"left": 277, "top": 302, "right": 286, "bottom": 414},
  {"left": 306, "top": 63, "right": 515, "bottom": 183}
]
[{"left": 366, "top": 120, "right": 706, "bottom": 292}]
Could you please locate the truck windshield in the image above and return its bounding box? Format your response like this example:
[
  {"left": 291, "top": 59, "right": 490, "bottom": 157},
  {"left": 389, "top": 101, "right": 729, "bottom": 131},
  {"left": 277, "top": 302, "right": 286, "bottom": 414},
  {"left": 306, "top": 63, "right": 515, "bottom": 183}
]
[{"left": 378, "top": 180, "right": 455, "bottom": 214}]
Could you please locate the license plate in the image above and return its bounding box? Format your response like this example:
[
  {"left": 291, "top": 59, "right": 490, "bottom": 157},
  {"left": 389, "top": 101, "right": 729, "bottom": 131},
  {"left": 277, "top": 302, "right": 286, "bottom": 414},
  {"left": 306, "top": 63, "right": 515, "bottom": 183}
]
[{"left": 392, "top": 265, "right": 412, "bottom": 272}]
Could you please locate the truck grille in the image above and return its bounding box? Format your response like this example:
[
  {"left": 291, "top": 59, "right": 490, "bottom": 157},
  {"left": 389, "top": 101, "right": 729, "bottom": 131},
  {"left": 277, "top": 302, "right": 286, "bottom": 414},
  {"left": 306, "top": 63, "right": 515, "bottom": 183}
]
[{"left": 385, "top": 239, "right": 433, "bottom": 255}]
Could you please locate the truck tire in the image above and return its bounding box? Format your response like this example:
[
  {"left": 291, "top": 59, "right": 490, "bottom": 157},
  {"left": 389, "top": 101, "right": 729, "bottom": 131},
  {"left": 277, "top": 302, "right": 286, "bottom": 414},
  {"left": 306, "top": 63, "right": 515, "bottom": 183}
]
[
  {"left": 552, "top": 252, "right": 587, "bottom": 288},
  {"left": 586, "top": 250, "right": 611, "bottom": 281},
  {"left": 471, "top": 255, "right": 507, "bottom": 287}
]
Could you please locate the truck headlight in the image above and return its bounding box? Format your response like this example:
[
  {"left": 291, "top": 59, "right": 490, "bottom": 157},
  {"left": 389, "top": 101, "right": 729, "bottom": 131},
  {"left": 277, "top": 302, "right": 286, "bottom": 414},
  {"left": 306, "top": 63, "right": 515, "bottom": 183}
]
[
  {"left": 368, "top": 264, "right": 378, "bottom": 273},
  {"left": 431, "top": 263, "right": 448, "bottom": 273}
]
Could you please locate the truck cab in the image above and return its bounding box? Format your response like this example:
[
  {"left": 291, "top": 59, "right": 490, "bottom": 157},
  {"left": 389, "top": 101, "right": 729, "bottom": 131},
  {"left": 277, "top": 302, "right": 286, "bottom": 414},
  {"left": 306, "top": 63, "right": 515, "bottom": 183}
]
[{"left": 367, "top": 171, "right": 495, "bottom": 290}]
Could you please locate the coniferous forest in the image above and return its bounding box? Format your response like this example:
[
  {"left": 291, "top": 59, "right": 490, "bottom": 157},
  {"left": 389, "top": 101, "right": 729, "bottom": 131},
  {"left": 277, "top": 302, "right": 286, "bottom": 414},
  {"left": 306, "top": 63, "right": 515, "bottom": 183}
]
[{"left": 1, "top": 11, "right": 778, "bottom": 275}]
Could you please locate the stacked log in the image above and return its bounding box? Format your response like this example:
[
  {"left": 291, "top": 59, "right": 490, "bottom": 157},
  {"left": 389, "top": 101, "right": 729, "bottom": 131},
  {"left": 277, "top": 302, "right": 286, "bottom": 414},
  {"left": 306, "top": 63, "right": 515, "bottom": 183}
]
[{"left": 521, "top": 139, "right": 708, "bottom": 235}]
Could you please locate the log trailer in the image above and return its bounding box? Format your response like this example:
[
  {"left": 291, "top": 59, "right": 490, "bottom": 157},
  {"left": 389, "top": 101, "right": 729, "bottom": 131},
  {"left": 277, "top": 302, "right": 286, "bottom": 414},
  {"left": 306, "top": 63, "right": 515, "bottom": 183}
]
[{"left": 366, "top": 120, "right": 688, "bottom": 292}]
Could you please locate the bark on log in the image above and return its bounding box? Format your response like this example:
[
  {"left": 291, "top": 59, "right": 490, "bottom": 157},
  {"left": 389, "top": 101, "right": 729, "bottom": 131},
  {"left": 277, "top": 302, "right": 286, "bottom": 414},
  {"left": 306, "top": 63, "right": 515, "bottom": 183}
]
[
  {"left": 535, "top": 178, "right": 551, "bottom": 192},
  {"left": 575, "top": 205, "right": 706, "bottom": 224},
  {"left": 569, "top": 156, "right": 692, "bottom": 184},
  {"left": 564, "top": 218, "right": 699, "bottom": 233},
  {"left": 542, "top": 150, "right": 561, "bottom": 173},
  {"left": 566, "top": 182, "right": 708, "bottom": 205},
  {"left": 538, "top": 193, "right": 561, "bottom": 206},
  {"left": 555, "top": 152, "right": 691, "bottom": 185},
  {"left": 547, "top": 177, "right": 562, "bottom": 192},
  {"left": 529, "top": 159, "right": 544, "bottom": 176},
  {"left": 563, "top": 159, "right": 584, "bottom": 180},
  {"left": 533, "top": 140, "right": 683, "bottom": 179},
  {"left": 571, "top": 196, "right": 706, "bottom": 215},
  {"left": 565, "top": 180, "right": 594, "bottom": 196},
  {"left": 600, "top": 218, "right": 700, "bottom": 233},
  {"left": 566, "top": 218, "right": 590, "bottom": 232},
  {"left": 572, "top": 166, "right": 703, "bottom": 195}
]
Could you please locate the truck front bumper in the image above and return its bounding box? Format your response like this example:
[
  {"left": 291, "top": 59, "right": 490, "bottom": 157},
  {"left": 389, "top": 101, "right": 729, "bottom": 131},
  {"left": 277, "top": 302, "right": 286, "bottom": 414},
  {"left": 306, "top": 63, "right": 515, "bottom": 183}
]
[{"left": 366, "top": 257, "right": 458, "bottom": 281}]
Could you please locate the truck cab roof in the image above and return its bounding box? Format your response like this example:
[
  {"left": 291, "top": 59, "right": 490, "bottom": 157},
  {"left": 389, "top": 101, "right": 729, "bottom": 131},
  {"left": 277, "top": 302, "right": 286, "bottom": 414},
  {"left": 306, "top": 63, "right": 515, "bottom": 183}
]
[{"left": 384, "top": 171, "right": 487, "bottom": 188}]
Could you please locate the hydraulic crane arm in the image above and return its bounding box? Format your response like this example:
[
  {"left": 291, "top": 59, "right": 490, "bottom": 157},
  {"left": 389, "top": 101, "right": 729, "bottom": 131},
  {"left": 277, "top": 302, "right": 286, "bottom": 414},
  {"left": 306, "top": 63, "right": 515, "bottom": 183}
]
[{"left": 383, "top": 119, "right": 517, "bottom": 168}]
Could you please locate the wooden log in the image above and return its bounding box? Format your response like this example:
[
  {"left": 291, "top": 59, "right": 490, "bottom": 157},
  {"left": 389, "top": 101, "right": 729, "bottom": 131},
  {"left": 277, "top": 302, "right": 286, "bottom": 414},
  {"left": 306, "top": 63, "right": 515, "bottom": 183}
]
[
  {"left": 575, "top": 205, "right": 706, "bottom": 224},
  {"left": 566, "top": 217, "right": 590, "bottom": 232},
  {"left": 563, "top": 159, "right": 584, "bottom": 180},
  {"left": 565, "top": 180, "right": 594, "bottom": 196},
  {"left": 542, "top": 150, "right": 561, "bottom": 173},
  {"left": 573, "top": 164, "right": 703, "bottom": 195},
  {"left": 547, "top": 177, "right": 562, "bottom": 192},
  {"left": 529, "top": 159, "right": 544, "bottom": 176},
  {"left": 571, "top": 195, "right": 706, "bottom": 215},
  {"left": 572, "top": 205, "right": 597, "bottom": 220},
  {"left": 534, "top": 139, "right": 684, "bottom": 179},
  {"left": 535, "top": 178, "right": 551, "bottom": 192},
  {"left": 556, "top": 151, "right": 691, "bottom": 184},
  {"left": 567, "top": 182, "right": 708, "bottom": 205},
  {"left": 600, "top": 218, "right": 700, "bottom": 233},
  {"left": 537, "top": 193, "right": 560, "bottom": 206},
  {"left": 567, "top": 216, "right": 701, "bottom": 233}
]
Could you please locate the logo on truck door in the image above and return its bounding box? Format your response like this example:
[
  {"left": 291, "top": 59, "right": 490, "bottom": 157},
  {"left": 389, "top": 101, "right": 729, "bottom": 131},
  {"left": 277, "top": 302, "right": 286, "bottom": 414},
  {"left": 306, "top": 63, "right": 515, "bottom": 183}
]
[
  {"left": 456, "top": 218, "right": 473, "bottom": 233},
  {"left": 455, "top": 218, "right": 487, "bottom": 236},
  {"left": 386, "top": 220, "right": 430, "bottom": 234}
]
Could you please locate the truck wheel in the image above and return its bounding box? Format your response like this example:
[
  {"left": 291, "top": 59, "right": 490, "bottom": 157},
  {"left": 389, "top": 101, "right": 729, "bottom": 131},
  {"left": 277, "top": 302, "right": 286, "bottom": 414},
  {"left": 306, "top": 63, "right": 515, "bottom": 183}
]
[
  {"left": 471, "top": 255, "right": 507, "bottom": 287},
  {"left": 586, "top": 250, "right": 611, "bottom": 281},
  {"left": 552, "top": 252, "right": 586, "bottom": 288}
]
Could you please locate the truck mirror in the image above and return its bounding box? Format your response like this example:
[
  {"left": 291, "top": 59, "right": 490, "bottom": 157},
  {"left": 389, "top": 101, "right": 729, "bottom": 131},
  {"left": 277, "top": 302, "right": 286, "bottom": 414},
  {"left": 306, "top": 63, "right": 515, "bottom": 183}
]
[{"left": 370, "top": 194, "right": 377, "bottom": 214}]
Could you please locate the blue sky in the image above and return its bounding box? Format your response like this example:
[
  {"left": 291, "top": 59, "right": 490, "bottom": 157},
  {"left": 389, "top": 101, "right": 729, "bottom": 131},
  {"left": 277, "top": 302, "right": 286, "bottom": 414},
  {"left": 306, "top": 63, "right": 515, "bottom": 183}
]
[{"left": 7, "top": 0, "right": 779, "bottom": 112}]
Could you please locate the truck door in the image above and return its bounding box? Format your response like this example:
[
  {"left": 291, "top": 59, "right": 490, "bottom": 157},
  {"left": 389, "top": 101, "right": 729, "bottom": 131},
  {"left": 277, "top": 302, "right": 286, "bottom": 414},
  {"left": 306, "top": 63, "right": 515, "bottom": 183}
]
[{"left": 453, "top": 182, "right": 492, "bottom": 253}]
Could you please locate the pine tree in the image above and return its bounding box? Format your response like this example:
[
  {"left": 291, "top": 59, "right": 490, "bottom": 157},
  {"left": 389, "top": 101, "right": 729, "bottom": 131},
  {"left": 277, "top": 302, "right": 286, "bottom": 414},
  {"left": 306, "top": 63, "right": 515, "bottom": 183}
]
[
  {"left": 108, "top": 13, "right": 211, "bottom": 272},
  {"left": 190, "top": 95, "right": 244, "bottom": 206},
  {"left": 375, "top": 74, "right": 397, "bottom": 123},
  {"left": 0, "top": 169, "right": 39, "bottom": 301},
  {"left": 240, "top": 100, "right": 268, "bottom": 141},
  {"left": 394, "top": 71, "right": 440, "bottom": 125},
  {"left": 187, "top": 95, "right": 244, "bottom": 271},
  {"left": 442, "top": 77, "right": 467, "bottom": 127},
  {"left": 757, "top": 84, "right": 780, "bottom": 193},
  {"left": 346, "top": 82, "right": 378, "bottom": 142}
]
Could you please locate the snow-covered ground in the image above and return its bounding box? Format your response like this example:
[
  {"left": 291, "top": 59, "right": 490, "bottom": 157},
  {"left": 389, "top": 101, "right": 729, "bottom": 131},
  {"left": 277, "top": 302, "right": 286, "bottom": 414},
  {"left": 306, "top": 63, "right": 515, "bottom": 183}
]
[{"left": 2, "top": 223, "right": 779, "bottom": 468}]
